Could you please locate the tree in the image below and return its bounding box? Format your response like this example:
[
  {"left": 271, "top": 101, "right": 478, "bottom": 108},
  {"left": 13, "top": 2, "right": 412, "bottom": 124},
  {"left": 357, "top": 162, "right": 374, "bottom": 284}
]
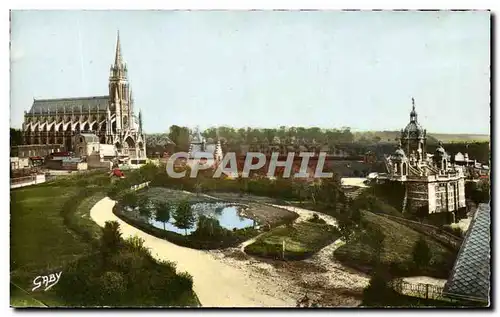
[
  {"left": 102, "top": 221, "right": 122, "bottom": 253},
  {"left": 415, "top": 204, "right": 429, "bottom": 223},
  {"left": 155, "top": 201, "right": 171, "bottom": 230},
  {"left": 173, "top": 200, "right": 196, "bottom": 235},
  {"left": 412, "top": 236, "right": 431, "bottom": 269},
  {"left": 363, "top": 225, "right": 385, "bottom": 265},
  {"left": 168, "top": 125, "right": 191, "bottom": 152},
  {"left": 337, "top": 214, "right": 357, "bottom": 243},
  {"left": 362, "top": 266, "right": 392, "bottom": 305},
  {"left": 121, "top": 190, "right": 139, "bottom": 211},
  {"left": 195, "top": 215, "right": 224, "bottom": 238},
  {"left": 137, "top": 195, "right": 152, "bottom": 219},
  {"left": 10, "top": 128, "right": 22, "bottom": 156},
  {"left": 292, "top": 180, "right": 307, "bottom": 206}
]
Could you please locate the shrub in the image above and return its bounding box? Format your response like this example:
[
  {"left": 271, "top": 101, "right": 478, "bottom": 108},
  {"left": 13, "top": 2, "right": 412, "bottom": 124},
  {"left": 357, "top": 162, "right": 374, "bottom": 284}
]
[
  {"left": 125, "top": 235, "right": 149, "bottom": 254},
  {"left": 120, "top": 190, "right": 139, "bottom": 210},
  {"left": 362, "top": 266, "right": 392, "bottom": 304},
  {"left": 412, "top": 236, "right": 431, "bottom": 269},
  {"left": 307, "top": 213, "right": 327, "bottom": 224},
  {"left": 102, "top": 221, "right": 122, "bottom": 254},
  {"left": 442, "top": 225, "right": 463, "bottom": 238},
  {"left": 99, "top": 271, "right": 127, "bottom": 302}
]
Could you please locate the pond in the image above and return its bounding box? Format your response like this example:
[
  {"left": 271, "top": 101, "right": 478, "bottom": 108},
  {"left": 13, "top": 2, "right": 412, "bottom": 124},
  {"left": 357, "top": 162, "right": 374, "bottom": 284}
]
[{"left": 148, "top": 202, "right": 255, "bottom": 236}]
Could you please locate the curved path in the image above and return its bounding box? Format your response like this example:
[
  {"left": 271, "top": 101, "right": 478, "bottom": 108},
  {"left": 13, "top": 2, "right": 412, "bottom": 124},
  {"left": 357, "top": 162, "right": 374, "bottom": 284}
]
[{"left": 90, "top": 197, "right": 294, "bottom": 307}]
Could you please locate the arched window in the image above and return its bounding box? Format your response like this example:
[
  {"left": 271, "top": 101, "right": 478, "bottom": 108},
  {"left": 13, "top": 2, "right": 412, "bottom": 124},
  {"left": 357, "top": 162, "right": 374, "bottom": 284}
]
[{"left": 402, "top": 162, "right": 408, "bottom": 176}]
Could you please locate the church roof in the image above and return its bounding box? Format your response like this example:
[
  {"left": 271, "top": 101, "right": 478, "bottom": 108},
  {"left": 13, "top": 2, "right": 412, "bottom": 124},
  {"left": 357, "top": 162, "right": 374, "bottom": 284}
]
[{"left": 28, "top": 96, "right": 109, "bottom": 114}]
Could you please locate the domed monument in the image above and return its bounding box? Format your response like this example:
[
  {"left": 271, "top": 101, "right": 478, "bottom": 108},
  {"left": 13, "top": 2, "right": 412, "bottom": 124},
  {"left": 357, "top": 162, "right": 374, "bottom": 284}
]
[{"left": 384, "top": 98, "right": 466, "bottom": 215}]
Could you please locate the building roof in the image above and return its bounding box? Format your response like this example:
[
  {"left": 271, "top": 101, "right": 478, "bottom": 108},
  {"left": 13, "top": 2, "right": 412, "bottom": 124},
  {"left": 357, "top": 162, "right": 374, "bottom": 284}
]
[
  {"left": 79, "top": 133, "right": 99, "bottom": 143},
  {"left": 28, "top": 96, "right": 109, "bottom": 114},
  {"left": 99, "top": 144, "right": 117, "bottom": 157},
  {"left": 443, "top": 203, "right": 491, "bottom": 303}
]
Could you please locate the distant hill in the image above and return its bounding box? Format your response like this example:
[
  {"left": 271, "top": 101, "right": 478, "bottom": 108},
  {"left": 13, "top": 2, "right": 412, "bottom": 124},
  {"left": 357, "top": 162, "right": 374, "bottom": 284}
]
[
  {"left": 353, "top": 131, "right": 489, "bottom": 144},
  {"left": 429, "top": 133, "right": 490, "bottom": 143}
]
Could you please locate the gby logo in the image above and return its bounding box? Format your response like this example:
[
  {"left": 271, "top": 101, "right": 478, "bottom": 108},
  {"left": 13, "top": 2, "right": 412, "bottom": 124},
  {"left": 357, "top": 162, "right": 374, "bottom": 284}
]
[{"left": 32, "top": 271, "right": 62, "bottom": 291}]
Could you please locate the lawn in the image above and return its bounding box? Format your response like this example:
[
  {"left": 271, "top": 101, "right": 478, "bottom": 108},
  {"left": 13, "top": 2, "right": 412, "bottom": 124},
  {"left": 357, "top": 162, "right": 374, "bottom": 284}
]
[
  {"left": 10, "top": 170, "right": 200, "bottom": 307},
  {"left": 333, "top": 211, "right": 456, "bottom": 278},
  {"left": 245, "top": 221, "right": 340, "bottom": 260},
  {"left": 10, "top": 185, "right": 92, "bottom": 306}
]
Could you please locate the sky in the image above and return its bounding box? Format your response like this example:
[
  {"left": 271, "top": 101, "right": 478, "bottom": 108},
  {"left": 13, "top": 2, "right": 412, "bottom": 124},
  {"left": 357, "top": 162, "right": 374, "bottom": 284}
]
[{"left": 10, "top": 10, "right": 490, "bottom": 134}]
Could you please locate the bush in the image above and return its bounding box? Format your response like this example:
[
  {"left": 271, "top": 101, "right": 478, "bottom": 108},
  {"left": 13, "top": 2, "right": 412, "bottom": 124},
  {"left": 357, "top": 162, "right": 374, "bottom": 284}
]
[
  {"left": 307, "top": 213, "right": 327, "bottom": 224},
  {"left": 56, "top": 222, "right": 198, "bottom": 307},
  {"left": 102, "top": 221, "right": 122, "bottom": 254},
  {"left": 362, "top": 266, "right": 392, "bottom": 305},
  {"left": 412, "top": 236, "right": 431, "bottom": 269},
  {"left": 442, "top": 225, "right": 464, "bottom": 238}
]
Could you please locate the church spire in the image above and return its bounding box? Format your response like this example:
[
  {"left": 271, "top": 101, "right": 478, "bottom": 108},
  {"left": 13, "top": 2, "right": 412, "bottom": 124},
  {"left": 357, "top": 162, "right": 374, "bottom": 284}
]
[
  {"left": 410, "top": 97, "right": 418, "bottom": 122},
  {"left": 138, "top": 109, "right": 143, "bottom": 133},
  {"left": 114, "top": 30, "right": 122, "bottom": 67}
]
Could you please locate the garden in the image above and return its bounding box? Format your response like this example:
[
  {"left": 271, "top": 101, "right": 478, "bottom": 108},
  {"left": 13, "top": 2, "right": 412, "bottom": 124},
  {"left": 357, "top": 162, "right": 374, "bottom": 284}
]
[{"left": 244, "top": 214, "right": 341, "bottom": 260}]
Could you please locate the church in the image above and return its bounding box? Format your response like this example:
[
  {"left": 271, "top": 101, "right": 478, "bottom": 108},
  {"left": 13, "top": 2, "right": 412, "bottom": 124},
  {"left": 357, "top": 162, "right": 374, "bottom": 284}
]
[
  {"left": 20, "top": 32, "right": 147, "bottom": 163},
  {"left": 381, "top": 98, "right": 466, "bottom": 215}
]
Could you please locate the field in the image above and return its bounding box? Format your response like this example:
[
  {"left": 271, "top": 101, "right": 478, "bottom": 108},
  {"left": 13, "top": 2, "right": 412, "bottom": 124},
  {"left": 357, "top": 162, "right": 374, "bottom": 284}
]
[
  {"left": 10, "top": 185, "right": 92, "bottom": 306},
  {"left": 10, "top": 172, "right": 199, "bottom": 307},
  {"left": 245, "top": 221, "right": 341, "bottom": 260},
  {"left": 333, "top": 211, "right": 456, "bottom": 278}
]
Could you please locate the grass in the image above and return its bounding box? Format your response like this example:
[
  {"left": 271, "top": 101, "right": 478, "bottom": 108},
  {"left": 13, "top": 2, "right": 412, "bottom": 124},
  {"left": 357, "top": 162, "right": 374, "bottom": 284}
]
[
  {"left": 10, "top": 171, "right": 200, "bottom": 307},
  {"left": 142, "top": 186, "right": 215, "bottom": 204},
  {"left": 10, "top": 283, "right": 46, "bottom": 307},
  {"left": 10, "top": 185, "right": 91, "bottom": 306},
  {"left": 10, "top": 186, "right": 90, "bottom": 274},
  {"left": 245, "top": 221, "right": 341, "bottom": 260},
  {"left": 334, "top": 211, "right": 456, "bottom": 278}
]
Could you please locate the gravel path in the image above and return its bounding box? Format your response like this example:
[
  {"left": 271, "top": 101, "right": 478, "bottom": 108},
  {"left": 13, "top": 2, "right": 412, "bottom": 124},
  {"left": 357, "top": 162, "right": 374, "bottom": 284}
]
[{"left": 90, "top": 197, "right": 294, "bottom": 307}]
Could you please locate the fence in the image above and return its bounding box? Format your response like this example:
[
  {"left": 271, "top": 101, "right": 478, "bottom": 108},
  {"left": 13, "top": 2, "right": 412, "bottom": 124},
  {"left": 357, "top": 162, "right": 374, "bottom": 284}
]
[
  {"left": 10, "top": 174, "right": 46, "bottom": 189},
  {"left": 130, "top": 181, "right": 151, "bottom": 191},
  {"left": 377, "top": 213, "right": 463, "bottom": 250},
  {"left": 390, "top": 278, "right": 446, "bottom": 301}
]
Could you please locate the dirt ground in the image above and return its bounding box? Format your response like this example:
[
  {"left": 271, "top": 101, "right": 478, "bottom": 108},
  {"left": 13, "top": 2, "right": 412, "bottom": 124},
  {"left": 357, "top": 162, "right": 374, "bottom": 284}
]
[{"left": 208, "top": 203, "right": 370, "bottom": 307}]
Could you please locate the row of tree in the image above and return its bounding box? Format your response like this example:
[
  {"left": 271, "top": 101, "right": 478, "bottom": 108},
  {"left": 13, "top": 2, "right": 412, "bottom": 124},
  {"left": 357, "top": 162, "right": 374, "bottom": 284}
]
[{"left": 118, "top": 189, "right": 196, "bottom": 236}]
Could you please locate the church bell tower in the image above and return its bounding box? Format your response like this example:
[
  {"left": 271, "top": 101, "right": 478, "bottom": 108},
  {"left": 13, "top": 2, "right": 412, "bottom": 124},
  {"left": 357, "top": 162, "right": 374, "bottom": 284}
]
[{"left": 108, "top": 31, "right": 131, "bottom": 141}]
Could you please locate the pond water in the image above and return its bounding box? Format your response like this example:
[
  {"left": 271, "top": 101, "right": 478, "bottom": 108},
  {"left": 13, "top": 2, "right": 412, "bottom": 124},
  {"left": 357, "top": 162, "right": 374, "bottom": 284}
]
[{"left": 148, "top": 202, "right": 255, "bottom": 236}]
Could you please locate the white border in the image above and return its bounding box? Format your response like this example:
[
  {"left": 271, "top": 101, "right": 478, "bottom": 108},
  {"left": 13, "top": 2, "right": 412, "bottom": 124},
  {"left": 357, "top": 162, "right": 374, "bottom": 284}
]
[{"left": 2, "top": 1, "right": 497, "bottom": 316}]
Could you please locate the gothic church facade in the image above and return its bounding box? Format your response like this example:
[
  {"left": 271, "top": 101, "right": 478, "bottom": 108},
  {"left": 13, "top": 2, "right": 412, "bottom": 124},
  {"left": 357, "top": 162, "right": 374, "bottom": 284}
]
[{"left": 21, "top": 32, "right": 146, "bottom": 159}]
